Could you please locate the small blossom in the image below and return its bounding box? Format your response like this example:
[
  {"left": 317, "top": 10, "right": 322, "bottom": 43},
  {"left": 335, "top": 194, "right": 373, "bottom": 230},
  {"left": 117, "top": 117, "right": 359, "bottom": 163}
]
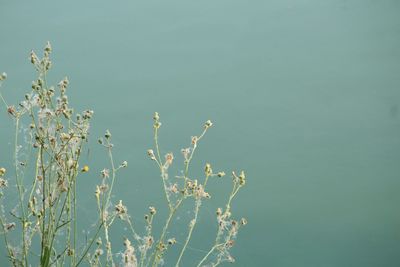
[
  {"left": 0, "top": 72, "right": 7, "bottom": 81},
  {"left": 217, "top": 171, "right": 226, "bottom": 177},
  {"left": 149, "top": 206, "right": 156, "bottom": 215},
  {"left": 204, "top": 120, "right": 213, "bottom": 128},
  {"left": 120, "top": 161, "right": 128, "bottom": 168},
  {"left": 81, "top": 165, "right": 89, "bottom": 173},
  {"left": 165, "top": 153, "right": 173, "bottom": 165},
  {"left": 147, "top": 149, "right": 156, "bottom": 160},
  {"left": 115, "top": 200, "right": 127, "bottom": 216},
  {"left": 101, "top": 168, "right": 110, "bottom": 178},
  {"left": 167, "top": 238, "right": 176, "bottom": 245},
  {"left": 205, "top": 163, "right": 212, "bottom": 176}
]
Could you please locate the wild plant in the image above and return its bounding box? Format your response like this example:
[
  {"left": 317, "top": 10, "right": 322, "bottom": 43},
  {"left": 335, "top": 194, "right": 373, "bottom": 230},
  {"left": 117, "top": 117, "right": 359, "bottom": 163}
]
[{"left": 0, "top": 43, "right": 247, "bottom": 267}]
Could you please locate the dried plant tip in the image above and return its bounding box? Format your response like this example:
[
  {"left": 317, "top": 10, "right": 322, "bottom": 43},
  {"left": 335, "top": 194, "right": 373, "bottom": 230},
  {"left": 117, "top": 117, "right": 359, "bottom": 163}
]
[
  {"left": 36, "top": 175, "right": 43, "bottom": 181},
  {"left": 81, "top": 165, "right": 90, "bottom": 173},
  {"left": 0, "top": 72, "right": 7, "bottom": 81},
  {"left": 204, "top": 119, "right": 213, "bottom": 128},
  {"left": 149, "top": 206, "right": 156, "bottom": 215},
  {"left": 217, "top": 171, "right": 226, "bottom": 177},
  {"left": 0, "top": 168, "right": 6, "bottom": 176},
  {"left": 96, "top": 237, "right": 102, "bottom": 245},
  {"left": 240, "top": 218, "right": 248, "bottom": 226}
]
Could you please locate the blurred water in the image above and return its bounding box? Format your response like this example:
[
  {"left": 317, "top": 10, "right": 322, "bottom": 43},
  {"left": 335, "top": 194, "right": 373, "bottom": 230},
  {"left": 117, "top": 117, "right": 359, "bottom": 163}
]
[{"left": 1, "top": 0, "right": 400, "bottom": 266}]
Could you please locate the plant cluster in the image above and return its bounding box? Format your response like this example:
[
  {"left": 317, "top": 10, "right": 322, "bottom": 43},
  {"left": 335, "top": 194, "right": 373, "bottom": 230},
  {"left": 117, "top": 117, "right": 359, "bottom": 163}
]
[{"left": 0, "top": 43, "right": 247, "bottom": 267}]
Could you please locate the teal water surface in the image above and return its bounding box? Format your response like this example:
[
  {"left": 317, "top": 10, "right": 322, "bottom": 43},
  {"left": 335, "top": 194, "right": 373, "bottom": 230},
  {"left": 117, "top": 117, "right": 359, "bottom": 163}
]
[{"left": 1, "top": 0, "right": 400, "bottom": 266}]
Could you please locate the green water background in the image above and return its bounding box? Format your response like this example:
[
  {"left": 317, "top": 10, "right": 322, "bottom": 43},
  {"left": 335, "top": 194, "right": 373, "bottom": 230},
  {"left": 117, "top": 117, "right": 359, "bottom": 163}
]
[{"left": 1, "top": 0, "right": 400, "bottom": 266}]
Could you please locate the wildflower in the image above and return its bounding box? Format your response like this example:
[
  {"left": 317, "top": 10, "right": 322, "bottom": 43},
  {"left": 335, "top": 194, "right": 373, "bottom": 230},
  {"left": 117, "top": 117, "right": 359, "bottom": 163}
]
[
  {"left": 167, "top": 238, "right": 176, "bottom": 245},
  {"left": 204, "top": 119, "right": 213, "bottom": 128},
  {"left": 191, "top": 136, "right": 198, "bottom": 145},
  {"left": 147, "top": 149, "right": 156, "bottom": 160},
  {"left": 240, "top": 218, "right": 248, "bottom": 226},
  {"left": 0, "top": 178, "right": 8, "bottom": 188},
  {"left": 216, "top": 208, "right": 222, "bottom": 216},
  {"left": 95, "top": 248, "right": 104, "bottom": 256},
  {"left": 115, "top": 200, "right": 127, "bottom": 215},
  {"left": 101, "top": 168, "right": 110, "bottom": 178},
  {"left": 165, "top": 153, "right": 173, "bottom": 165},
  {"left": 0, "top": 168, "right": 5, "bottom": 176},
  {"left": 149, "top": 206, "right": 156, "bottom": 215},
  {"left": 30, "top": 50, "right": 38, "bottom": 64},
  {"left": 123, "top": 238, "right": 138, "bottom": 267},
  {"left": 81, "top": 165, "right": 89, "bottom": 173},
  {"left": 0, "top": 72, "right": 6, "bottom": 81},
  {"left": 104, "top": 129, "right": 111, "bottom": 139},
  {"left": 5, "top": 222, "right": 16, "bottom": 231},
  {"left": 153, "top": 112, "right": 160, "bottom": 121},
  {"left": 181, "top": 147, "right": 191, "bottom": 160},
  {"left": 7, "top": 105, "right": 16, "bottom": 116},
  {"left": 205, "top": 163, "right": 212, "bottom": 176},
  {"left": 120, "top": 161, "right": 128, "bottom": 168},
  {"left": 217, "top": 171, "right": 226, "bottom": 177},
  {"left": 239, "top": 170, "right": 246, "bottom": 185},
  {"left": 44, "top": 41, "right": 52, "bottom": 52}
]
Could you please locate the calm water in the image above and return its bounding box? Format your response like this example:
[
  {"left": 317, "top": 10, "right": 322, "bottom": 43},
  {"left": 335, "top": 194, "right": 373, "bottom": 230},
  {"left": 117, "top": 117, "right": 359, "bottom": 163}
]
[{"left": 1, "top": 0, "right": 400, "bottom": 266}]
